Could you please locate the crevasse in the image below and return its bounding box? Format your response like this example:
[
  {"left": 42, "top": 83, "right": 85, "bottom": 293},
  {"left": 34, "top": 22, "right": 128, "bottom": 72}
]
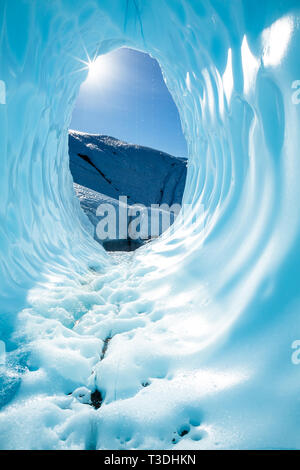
[{"left": 0, "top": 0, "right": 300, "bottom": 450}]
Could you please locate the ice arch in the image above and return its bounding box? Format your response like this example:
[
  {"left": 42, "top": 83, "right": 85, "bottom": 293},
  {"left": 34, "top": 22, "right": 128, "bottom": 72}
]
[{"left": 1, "top": 0, "right": 300, "bottom": 450}]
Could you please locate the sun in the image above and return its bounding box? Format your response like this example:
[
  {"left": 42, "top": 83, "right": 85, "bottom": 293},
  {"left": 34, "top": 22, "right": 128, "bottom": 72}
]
[
  {"left": 71, "top": 48, "right": 123, "bottom": 91},
  {"left": 85, "top": 54, "right": 115, "bottom": 87}
]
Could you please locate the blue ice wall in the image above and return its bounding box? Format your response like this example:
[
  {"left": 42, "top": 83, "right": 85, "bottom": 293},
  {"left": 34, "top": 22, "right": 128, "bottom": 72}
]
[{"left": 0, "top": 0, "right": 300, "bottom": 449}]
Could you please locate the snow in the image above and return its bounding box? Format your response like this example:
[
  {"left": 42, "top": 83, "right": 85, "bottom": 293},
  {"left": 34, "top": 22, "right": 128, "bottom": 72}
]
[
  {"left": 69, "top": 131, "right": 187, "bottom": 208},
  {"left": 1, "top": 0, "right": 300, "bottom": 450},
  {"left": 73, "top": 182, "right": 121, "bottom": 238},
  {"left": 70, "top": 131, "right": 186, "bottom": 248}
]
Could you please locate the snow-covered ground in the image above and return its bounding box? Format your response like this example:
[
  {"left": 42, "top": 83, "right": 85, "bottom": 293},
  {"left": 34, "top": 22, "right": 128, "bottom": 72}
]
[{"left": 0, "top": 250, "right": 214, "bottom": 450}]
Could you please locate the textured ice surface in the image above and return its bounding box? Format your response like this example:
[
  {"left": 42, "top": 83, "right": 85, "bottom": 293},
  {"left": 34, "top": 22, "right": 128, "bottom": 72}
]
[{"left": 1, "top": 0, "right": 300, "bottom": 450}]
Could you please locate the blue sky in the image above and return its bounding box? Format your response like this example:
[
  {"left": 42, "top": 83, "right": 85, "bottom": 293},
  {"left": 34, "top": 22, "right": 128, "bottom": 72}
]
[{"left": 70, "top": 48, "right": 187, "bottom": 158}]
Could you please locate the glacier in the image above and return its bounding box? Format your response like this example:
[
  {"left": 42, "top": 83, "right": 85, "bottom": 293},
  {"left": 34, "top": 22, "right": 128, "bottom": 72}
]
[
  {"left": 69, "top": 130, "right": 187, "bottom": 247},
  {"left": 0, "top": 0, "right": 300, "bottom": 450},
  {"left": 69, "top": 130, "right": 187, "bottom": 208}
]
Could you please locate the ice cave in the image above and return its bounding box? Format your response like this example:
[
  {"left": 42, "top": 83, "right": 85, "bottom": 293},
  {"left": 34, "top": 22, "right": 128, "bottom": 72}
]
[{"left": 0, "top": 0, "right": 300, "bottom": 450}]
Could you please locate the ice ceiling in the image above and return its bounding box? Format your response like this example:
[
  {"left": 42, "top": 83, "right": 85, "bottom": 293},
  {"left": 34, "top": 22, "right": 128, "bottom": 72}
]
[{"left": 0, "top": 0, "right": 300, "bottom": 450}]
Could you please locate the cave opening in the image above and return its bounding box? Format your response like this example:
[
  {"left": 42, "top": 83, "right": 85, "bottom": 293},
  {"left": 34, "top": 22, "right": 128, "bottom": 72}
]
[{"left": 68, "top": 47, "right": 188, "bottom": 252}]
